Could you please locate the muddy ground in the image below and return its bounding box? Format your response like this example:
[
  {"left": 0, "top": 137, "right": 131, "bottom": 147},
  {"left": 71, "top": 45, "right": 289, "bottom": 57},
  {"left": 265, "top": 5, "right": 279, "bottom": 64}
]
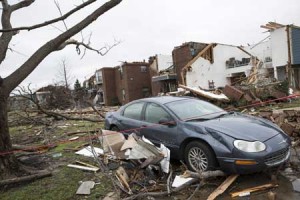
[{"left": 1, "top": 103, "right": 300, "bottom": 200}]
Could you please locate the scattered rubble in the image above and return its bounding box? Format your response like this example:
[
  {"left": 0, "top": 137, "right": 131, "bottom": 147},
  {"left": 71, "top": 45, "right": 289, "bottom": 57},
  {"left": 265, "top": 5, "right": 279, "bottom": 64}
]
[
  {"left": 76, "top": 181, "right": 95, "bottom": 195},
  {"left": 292, "top": 179, "right": 300, "bottom": 193},
  {"left": 230, "top": 183, "right": 278, "bottom": 198}
]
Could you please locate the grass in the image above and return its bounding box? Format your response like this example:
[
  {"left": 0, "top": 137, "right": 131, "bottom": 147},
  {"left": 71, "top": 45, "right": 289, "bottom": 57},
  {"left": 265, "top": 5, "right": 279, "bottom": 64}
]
[
  {"left": 0, "top": 167, "right": 113, "bottom": 200},
  {"left": 2, "top": 118, "right": 112, "bottom": 200}
]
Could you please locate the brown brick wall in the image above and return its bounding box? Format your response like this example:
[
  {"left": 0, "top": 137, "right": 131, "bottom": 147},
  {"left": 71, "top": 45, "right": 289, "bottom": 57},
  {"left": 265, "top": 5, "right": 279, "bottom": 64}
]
[
  {"left": 111, "top": 62, "right": 151, "bottom": 105},
  {"left": 123, "top": 63, "right": 151, "bottom": 104},
  {"left": 172, "top": 42, "right": 207, "bottom": 84},
  {"left": 102, "top": 68, "right": 117, "bottom": 106}
]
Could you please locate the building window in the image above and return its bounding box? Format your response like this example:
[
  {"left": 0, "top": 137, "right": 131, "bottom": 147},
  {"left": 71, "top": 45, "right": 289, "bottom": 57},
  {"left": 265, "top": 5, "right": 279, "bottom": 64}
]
[
  {"left": 95, "top": 71, "right": 103, "bottom": 83},
  {"left": 141, "top": 66, "right": 147, "bottom": 73},
  {"left": 119, "top": 67, "right": 123, "bottom": 79},
  {"left": 122, "top": 89, "right": 126, "bottom": 101},
  {"left": 142, "top": 87, "right": 150, "bottom": 97}
]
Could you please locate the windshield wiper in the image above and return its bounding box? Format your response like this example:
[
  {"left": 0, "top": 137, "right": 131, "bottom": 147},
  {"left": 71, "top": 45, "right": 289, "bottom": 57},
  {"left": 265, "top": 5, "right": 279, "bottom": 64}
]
[
  {"left": 185, "top": 117, "right": 211, "bottom": 122},
  {"left": 211, "top": 111, "right": 235, "bottom": 119}
]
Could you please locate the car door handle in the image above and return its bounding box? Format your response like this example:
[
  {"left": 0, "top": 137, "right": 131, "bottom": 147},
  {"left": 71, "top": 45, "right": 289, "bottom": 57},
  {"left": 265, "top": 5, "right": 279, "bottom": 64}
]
[{"left": 141, "top": 125, "right": 147, "bottom": 128}]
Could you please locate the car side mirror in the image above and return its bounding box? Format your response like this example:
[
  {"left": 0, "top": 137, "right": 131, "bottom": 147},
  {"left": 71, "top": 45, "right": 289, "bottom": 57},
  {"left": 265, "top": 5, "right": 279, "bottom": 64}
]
[{"left": 158, "top": 118, "right": 176, "bottom": 126}]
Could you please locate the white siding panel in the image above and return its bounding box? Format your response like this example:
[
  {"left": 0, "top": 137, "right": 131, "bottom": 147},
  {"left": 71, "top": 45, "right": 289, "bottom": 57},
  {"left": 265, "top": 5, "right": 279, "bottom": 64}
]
[
  {"left": 186, "top": 44, "right": 251, "bottom": 89},
  {"left": 271, "top": 27, "right": 289, "bottom": 67}
]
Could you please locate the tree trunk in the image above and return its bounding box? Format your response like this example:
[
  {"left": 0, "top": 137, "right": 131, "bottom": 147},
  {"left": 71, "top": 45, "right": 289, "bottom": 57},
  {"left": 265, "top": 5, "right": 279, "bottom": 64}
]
[{"left": 0, "top": 87, "right": 19, "bottom": 179}]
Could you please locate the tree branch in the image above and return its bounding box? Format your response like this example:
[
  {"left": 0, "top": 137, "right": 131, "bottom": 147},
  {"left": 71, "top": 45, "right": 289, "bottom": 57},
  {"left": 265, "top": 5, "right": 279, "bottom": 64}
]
[
  {"left": 0, "top": 0, "right": 97, "bottom": 33},
  {"left": 13, "top": 85, "right": 104, "bottom": 122},
  {"left": 0, "top": 0, "right": 13, "bottom": 64},
  {"left": 53, "top": 0, "right": 68, "bottom": 31},
  {"left": 3, "top": 0, "right": 122, "bottom": 94},
  {"left": 57, "top": 38, "right": 121, "bottom": 56},
  {"left": 11, "top": 0, "right": 35, "bottom": 12}
]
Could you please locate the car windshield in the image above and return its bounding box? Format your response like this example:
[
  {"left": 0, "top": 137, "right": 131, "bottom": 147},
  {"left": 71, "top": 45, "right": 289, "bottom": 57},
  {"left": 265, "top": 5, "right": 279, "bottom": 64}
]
[{"left": 165, "top": 99, "right": 226, "bottom": 121}]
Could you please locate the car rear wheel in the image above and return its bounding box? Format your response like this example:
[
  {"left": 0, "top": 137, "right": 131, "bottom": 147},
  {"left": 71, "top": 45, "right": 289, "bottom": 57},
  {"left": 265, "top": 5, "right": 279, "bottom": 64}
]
[{"left": 184, "top": 141, "right": 217, "bottom": 172}]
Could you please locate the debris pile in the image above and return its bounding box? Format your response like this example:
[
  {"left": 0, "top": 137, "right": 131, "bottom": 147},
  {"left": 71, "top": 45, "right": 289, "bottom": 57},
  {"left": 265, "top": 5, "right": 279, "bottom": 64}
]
[
  {"left": 223, "top": 80, "right": 289, "bottom": 105},
  {"left": 177, "top": 84, "right": 230, "bottom": 102},
  {"left": 246, "top": 109, "right": 300, "bottom": 137}
]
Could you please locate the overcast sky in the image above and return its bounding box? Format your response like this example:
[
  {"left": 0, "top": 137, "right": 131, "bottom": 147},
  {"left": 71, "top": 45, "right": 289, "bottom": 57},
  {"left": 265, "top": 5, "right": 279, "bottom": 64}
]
[{"left": 1, "top": 0, "right": 300, "bottom": 90}]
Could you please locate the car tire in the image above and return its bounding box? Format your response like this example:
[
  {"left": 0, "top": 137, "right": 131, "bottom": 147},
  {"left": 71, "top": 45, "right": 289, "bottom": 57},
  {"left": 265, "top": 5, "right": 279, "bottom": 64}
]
[
  {"left": 110, "top": 125, "right": 120, "bottom": 132},
  {"left": 184, "top": 141, "right": 217, "bottom": 172}
]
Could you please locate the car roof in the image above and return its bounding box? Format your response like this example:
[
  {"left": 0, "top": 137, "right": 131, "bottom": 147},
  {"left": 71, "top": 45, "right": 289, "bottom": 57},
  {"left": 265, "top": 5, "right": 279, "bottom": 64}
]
[{"left": 135, "top": 96, "right": 193, "bottom": 105}]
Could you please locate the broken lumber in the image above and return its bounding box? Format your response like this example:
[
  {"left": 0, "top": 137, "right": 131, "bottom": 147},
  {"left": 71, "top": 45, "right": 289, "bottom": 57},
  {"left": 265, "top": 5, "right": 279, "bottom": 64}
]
[
  {"left": 207, "top": 174, "right": 239, "bottom": 200},
  {"left": 75, "top": 160, "right": 99, "bottom": 169},
  {"left": 230, "top": 183, "right": 278, "bottom": 198},
  {"left": 66, "top": 129, "right": 100, "bottom": 136},
  {"left": 116, "top": 167, "right": 132, "bottom": 194},
  {"left": 179, "top": 84, "right": 230, "bottom": 102},
  {"left": 67, "top": 164, "right": 99, "bottom": 172}
]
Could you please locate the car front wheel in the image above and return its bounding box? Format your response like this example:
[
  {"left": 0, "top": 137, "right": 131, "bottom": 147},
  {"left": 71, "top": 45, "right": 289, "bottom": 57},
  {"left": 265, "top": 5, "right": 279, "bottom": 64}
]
[
  {"left": 110, "top": 125, "right": 120, "bottom": 132},
  {"left": 184, "top": 141, "right": 217, "bottom": 172}
]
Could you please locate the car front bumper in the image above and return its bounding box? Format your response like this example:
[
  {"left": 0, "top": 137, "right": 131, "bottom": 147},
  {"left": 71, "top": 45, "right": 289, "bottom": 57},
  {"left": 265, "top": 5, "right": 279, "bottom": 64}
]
[{"left": 218, "top": 147, "right": 290, "bottom": 174}]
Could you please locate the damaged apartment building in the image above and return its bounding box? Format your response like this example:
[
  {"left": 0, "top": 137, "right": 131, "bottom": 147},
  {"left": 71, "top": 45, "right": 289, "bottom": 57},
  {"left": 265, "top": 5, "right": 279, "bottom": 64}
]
[
  {"left": 84, "top": 22, "right": 299, "bottom": 106},
  {"left": 180, "top": 22, "right": 300, "bottom": 90},
  {"left": 90, "top": 61, "right": 151, "bottom": 106}
]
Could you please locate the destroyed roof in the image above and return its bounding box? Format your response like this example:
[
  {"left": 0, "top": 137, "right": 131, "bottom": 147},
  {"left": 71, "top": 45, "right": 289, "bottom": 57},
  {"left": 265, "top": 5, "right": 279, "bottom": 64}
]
[{"left": 260, "top": 21, "right": 300, "bottom": 31}]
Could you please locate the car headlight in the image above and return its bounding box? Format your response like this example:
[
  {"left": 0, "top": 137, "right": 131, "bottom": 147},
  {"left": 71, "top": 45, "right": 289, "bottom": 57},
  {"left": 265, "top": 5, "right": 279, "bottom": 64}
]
[{"left": 233, "top": 140, "right": 266, "bottom": 152}]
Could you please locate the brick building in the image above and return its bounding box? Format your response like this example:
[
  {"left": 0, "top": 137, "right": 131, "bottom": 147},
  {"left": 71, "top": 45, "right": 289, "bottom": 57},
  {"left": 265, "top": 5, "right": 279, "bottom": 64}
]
[
  {"left": 98, "top": 61, "right": 151, "bottom": 106},
  {"left": 172, "top": 42, "right": 208, "bottom": 84},
  {"left": 149, "top": 55, "right": 176, "bottom": 96}
]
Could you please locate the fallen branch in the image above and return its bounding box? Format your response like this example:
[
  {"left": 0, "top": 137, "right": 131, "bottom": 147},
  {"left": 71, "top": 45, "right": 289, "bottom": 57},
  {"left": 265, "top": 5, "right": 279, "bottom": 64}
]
[
  {"left": 66, "top": 129, "right": 101, "bottom": 136},
  {"left": 0, "top": 170, "right": 52, "bottom": 187},
  {"left": 183, "top": 170, "right": 226, "bottom": 179},
  {"left": 187, "top": 182, "right": 203, "bottom": 200},
  {"left": 12, "top": 144, "right": 56, "bottom": 152}
]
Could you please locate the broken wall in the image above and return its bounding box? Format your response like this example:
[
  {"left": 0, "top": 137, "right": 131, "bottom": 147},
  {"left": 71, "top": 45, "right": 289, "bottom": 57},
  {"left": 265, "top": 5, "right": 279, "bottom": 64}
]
[{"left": 186, "top": 44, "right": 252, "bottom": 89}]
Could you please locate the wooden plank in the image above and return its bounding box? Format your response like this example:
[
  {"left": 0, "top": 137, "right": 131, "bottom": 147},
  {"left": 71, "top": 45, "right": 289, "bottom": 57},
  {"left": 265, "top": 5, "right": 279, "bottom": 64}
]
[
  {"left": 67, "top": 164, "right": 99, "bottom": 172},
  {"left": 116, "top": 167, "right": 132, "bottom": 194},
  {"left": 230, "top": 183, "right": 278, "bottom": 198},
  {"left": 207, "top": 174, "right": 239, "bottom": 200},
  {"left": 75, "top": 160, "right": 99, "bottom": 169}
]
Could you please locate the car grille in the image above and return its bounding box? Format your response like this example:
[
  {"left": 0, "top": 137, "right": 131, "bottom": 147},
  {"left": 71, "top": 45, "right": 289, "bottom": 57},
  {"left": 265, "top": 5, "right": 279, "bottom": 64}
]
[{"left": 264, "top": 147, "right": 290, "bottom": 166}]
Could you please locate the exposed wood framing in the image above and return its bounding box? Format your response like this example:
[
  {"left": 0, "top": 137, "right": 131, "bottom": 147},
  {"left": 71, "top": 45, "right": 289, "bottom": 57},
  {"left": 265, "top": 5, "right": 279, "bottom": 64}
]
[
  {"left": 237, "top": 46, "right": 255, "bottom": 57},
  {"left": 180, "top": 43, "right": 216, "bottom": 85},
  {"left": 261, "top": 22, "right": 285, "bottom": 31}
]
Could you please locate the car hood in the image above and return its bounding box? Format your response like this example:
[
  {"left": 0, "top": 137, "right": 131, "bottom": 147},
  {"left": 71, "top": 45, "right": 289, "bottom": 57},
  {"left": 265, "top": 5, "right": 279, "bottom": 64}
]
[{"left": 192, "top": 114, "right": 282, "bottom": 141}]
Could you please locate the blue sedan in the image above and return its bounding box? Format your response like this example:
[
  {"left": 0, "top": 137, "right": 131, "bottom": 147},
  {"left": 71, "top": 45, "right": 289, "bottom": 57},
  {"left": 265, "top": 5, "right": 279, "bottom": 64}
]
[{"left": 105, "top": 96, "right": 291, "bottom": 174}]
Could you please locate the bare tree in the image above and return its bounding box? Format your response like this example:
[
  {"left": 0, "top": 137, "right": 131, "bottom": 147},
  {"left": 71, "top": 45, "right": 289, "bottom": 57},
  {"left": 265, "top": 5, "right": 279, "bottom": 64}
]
[
  {"left": 0, "top": 0, "right": 122, "bottom": 179},
  {"left": 54, "top": 58, "right": 73, "bottom": 90}
]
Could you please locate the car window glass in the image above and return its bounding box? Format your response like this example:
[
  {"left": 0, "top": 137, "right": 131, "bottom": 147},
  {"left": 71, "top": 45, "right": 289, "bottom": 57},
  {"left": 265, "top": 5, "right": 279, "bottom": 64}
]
[
  {"left": 166, "top": 99, "right": 224, "bottom": 120},
  {"left": 123, "top": 102, "right": 144, "bottom": 120},
  {"left": 145, "top": 103, "right": 171, "bottom": 124}
]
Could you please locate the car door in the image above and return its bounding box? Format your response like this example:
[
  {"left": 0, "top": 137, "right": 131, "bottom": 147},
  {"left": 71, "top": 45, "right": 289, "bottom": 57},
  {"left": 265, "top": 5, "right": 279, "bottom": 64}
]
[
  {"left": 117, "top": 102, "right": 145, "bottom": 136},
  {"left": 140, "top": 102, "right": 178, "bottom": 149}
]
